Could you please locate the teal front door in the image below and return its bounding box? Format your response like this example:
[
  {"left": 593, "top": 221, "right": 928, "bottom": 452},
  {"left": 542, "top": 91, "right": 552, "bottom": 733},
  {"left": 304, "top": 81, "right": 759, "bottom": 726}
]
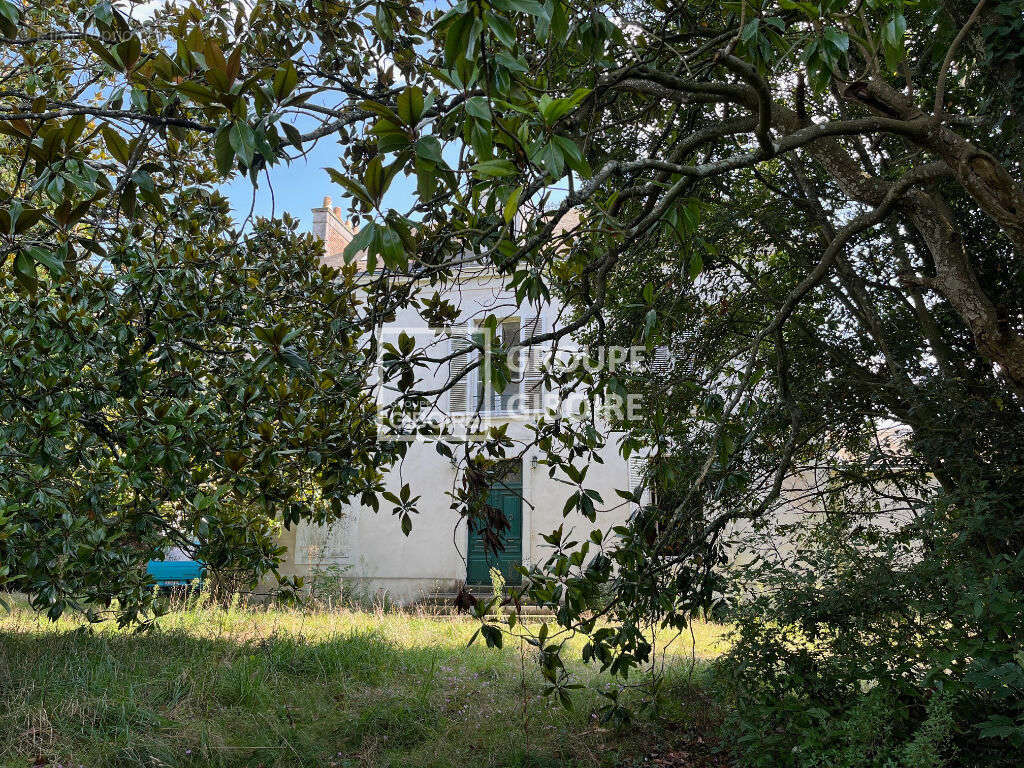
[{"left": 467, "top": 479, "right": 523, "bottom": 585}]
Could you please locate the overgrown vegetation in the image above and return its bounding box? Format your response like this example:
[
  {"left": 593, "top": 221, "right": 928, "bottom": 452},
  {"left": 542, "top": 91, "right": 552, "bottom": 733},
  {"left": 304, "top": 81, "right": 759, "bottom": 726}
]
[
  {"left": 0, "top": 598, "right": 728, "bottom": 768},
  {"left": 1, "top": 0, "right": 1023, "bottom": 764},
  {"left": 719, "top": 485, "right": 1024, "bottom": 767}
]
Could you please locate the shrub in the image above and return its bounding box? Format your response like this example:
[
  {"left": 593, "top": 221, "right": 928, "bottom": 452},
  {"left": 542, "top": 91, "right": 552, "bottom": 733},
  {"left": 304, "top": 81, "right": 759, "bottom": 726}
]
[{"left": 718, "top": 485, "right": 1024, "bottom": 768}]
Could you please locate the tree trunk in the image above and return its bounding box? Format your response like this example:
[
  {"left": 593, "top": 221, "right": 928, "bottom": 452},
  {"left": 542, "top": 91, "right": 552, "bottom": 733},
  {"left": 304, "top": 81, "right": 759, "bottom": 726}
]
[
  {"left": 768, "top": 85, "right": 1024, "bottom": 394},
  {"left": 900, "top": 189, "right": 1024, "bottom": 395},
  {"left": 844, "top": 79, "right": 1024, "bottom": 257}
]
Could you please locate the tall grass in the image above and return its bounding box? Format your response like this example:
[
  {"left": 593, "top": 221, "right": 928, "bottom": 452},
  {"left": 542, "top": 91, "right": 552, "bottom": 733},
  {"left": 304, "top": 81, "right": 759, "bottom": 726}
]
[{"left": 0, "top": 595, "right": 729, "bottom": 768}]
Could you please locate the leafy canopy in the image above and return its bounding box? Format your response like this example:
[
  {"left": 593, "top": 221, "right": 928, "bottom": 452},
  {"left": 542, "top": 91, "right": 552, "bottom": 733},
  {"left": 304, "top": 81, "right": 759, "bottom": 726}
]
[{"left": 2, "top": 0, "right": 1024, "bottom": 759}]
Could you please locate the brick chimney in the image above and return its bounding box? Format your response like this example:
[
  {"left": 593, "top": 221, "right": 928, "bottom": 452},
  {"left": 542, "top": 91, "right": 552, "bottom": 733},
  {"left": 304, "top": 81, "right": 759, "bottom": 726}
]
[{"left": 311, "top": 196, "right": 361, "bottom": 269}]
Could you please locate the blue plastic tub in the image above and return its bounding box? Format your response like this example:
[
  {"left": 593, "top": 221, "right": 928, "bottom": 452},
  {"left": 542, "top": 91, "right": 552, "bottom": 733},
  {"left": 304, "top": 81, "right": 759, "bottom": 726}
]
[{"left": 146, "top": 559, "right": 205, "bottom": 586}]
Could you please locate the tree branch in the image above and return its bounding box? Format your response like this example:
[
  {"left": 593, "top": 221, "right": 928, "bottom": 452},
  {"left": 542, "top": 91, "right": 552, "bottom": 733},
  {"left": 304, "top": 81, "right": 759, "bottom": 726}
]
[{"left": 934, "top": 0, "right": 989, "bottom": 118}]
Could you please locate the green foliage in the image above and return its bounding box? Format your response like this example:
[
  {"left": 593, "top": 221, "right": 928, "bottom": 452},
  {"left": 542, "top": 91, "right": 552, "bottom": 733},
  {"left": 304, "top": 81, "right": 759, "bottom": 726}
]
[
  {"left": 0, "top": 1, "right": 406, "bottom": 622},
  {"left": 0, "top": 194, "right": 388, "bottom": 623},
  {"left": 3, "top": 2, "right": 1024, "bottom": 763},
  {"left": 718, "top": 431, "right": 1024, "bottom": 766},
  {"left": 981, "top": 0, "right": 1024, "bottom": 129}
]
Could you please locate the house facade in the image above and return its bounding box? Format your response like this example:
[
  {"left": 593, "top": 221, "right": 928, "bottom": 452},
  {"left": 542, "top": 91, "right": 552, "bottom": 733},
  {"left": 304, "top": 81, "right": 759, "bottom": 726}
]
[{"left": 272, "top": 200, "right": 643, "bottom": 603}]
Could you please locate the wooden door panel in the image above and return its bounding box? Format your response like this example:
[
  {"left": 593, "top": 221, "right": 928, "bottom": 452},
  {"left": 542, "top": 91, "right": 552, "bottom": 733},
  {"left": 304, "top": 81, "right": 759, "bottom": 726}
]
[{"left": 466, "top": 484, "right": 522, "bottom": 585}]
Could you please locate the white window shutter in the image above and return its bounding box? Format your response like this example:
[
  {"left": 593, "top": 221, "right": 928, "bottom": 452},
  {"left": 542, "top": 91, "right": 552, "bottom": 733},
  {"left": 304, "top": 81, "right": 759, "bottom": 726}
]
[
  {"left": 521, "top": 310, "right": 545, "bottom": 412},
  {"left": 448, "top": 331, "right": 472, "bottom": 414},
  {"left": 651, "top": 345, "right": 671, "bottom": 373},
  {"left": 627, "top": 456, "right": 649, "bottom": 506}
]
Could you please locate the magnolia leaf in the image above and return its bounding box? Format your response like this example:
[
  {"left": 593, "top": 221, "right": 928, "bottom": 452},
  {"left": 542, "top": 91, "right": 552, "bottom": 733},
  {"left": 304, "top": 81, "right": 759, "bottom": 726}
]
[
  {"left": 214, "top": 127, "right": 234, "bottom": 175},
  {"left": 343, "top": 222, "right": 375, "bottom": 263},
  {"left": 12, "top": 250, "right": 37, "bottom": 287},
  {"left": 12, "top": 207, "right": 44, "bottom": 235},
  {"left": 28, "top": 246, "right": 65, "bottom": 276},
  {"left": 396, "top": 86, "right": 425, "bottom": 126},
  {"left": 281, "top": 122, "right": 303, "bottom": 150},
  {"left": 504, "top": 185, "right": 523, "bottom": 223},
  {"left": 473, "top": 159, "right": 518, "bottom": 178},
  {"left": 364, "top": 156, "right": 386, "bottom": 204},
  {"left": 358, "top": 100, "right": 403, "bottom": 125},
  {"left": 101, "top": 126, "right": 131, "bottom": 165},
  {"left": 415, "top": 135, "right": 444, "bottom": 165},
  {"left": 465, "top": 96, "right": 491, "bottom": 122},
  {"left": 280, "top": 347, "right": 312, "bottom": 375},
  {"left": 492, "top": 0, "right": 547, "bottom": 18},
  {"left": 87, "top": 36, "right": 124, "bottom": 71},
  {"left": 485, "top": 10, "right": 517, "bottom": 48},
  {"left": 326, "top": 168, "right": 373, "bottom": 208},
  {"left": 273, "top": 62, "right": 299, "bottom": 100},
  {"left": 229, "top": 122, "right": 255, "bottom": 168},
  {"left": 444, "top": 11, "right": 473, "bottom": 65}
]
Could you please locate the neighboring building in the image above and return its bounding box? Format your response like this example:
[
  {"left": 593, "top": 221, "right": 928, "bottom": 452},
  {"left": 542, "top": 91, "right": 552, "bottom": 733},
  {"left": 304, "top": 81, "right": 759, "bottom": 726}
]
[{"left": 273, "top": 199, "right": 643, "bottom": 603}]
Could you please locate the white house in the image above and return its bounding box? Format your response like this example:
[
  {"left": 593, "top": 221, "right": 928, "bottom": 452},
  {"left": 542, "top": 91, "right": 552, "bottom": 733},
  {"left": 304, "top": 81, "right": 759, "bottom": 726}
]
[{"left": 273, "top": 199, "right": 642, "bottom": 603}]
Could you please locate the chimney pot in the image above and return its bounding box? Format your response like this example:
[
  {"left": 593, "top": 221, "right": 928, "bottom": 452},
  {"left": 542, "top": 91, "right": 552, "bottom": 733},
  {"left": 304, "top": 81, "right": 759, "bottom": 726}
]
[
  {"left": 333, "top": 206, "right": 342, "bottom": 218},
  {"left": 323, "top": 196, "right": 332, "bottom": 207}
]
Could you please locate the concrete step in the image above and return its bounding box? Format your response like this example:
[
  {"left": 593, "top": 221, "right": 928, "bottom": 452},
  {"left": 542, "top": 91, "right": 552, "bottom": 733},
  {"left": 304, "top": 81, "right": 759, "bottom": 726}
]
[
  {"left": 423, "top": 613, "right": 555, "bottom": 622},
  {"left": 418, "top": 593, "right": 546, "bottom": 607},
  {"left": 415, "top": 592, "right": 554, "bottom": 617}
]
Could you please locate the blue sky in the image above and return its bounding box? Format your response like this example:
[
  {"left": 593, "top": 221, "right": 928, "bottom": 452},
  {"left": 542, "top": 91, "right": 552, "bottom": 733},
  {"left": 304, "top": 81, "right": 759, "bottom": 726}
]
[
  {"left": 218, "top": 135, "right": 342, "bottom": 232},
  {"left": 217, "top": 129, "right": 418, "bottom": 234}
]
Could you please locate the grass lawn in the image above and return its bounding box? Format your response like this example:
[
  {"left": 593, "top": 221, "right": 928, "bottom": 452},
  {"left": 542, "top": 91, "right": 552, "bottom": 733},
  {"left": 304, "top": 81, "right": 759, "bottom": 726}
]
[{"left": 0, "top": 597, "right": 731, "bottom": 768}]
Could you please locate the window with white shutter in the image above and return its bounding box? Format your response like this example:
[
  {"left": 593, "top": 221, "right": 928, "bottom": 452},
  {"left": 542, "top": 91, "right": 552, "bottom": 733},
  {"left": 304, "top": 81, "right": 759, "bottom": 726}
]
[
  {"left": 449, "top": 314, "right": 547, "bottom": 415},
  {"left": 520, "top": 310, "right": 545, "bottom": 412},
  {"left": 651, "top": 345, "right": 671, "bottom": 373},
  {"left": 469, "top": 319, "right": 521, "bottom": 413},
  {"left": 627, "top": 455, "right": 648, "bottom": 507},
  {"left": 448, "top": 331, "right": 473, "bottom": 414}
]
